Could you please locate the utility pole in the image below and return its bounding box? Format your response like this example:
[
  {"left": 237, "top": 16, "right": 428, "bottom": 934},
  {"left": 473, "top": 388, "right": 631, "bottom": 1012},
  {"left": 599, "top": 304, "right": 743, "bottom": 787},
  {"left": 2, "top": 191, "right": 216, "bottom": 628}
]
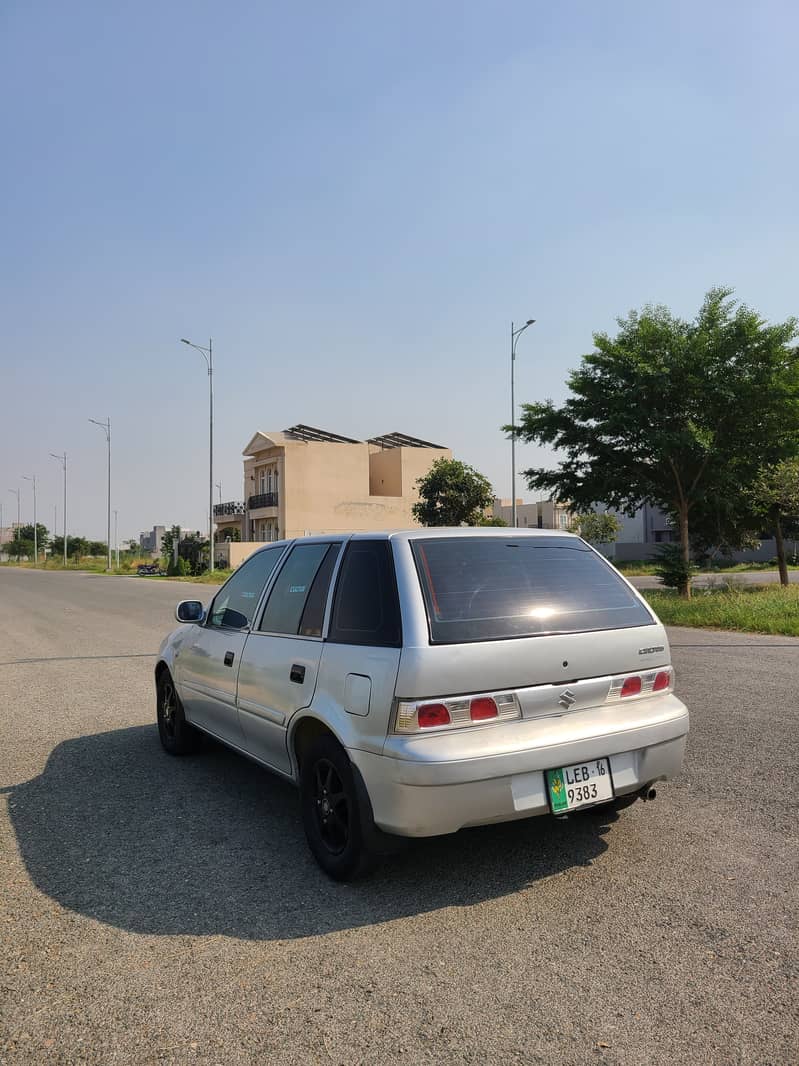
[
  {"left": 180, "top": 337, "right": 214, "bottom": 572},
  {"left": 89, "top": 418, "right": 112, "bottom": 570},
  {"left": 114, "top": 509, "right": 119, "bottom": 568},
  {"left": 50, "top": 451, "right": 67, "bottom": 565},
  {"left": 22, "top": 475, "right": 37, "bottom": 564},
  {"left": 8, "top": 488, "right": 20, "bottom": 528},
  {"left": 510, "top": 318, "right": 535, "bottom": 528}
]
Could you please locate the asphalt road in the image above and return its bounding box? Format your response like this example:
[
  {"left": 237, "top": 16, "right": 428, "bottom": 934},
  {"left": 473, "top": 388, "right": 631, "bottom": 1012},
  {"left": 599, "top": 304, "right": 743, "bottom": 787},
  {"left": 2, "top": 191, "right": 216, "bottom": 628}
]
[
  {"left": 1, "top": 569, "right": 797, "bottom": 1065},
  {"left": 629, "top": 569, "right": 799, "bottom": 589}
]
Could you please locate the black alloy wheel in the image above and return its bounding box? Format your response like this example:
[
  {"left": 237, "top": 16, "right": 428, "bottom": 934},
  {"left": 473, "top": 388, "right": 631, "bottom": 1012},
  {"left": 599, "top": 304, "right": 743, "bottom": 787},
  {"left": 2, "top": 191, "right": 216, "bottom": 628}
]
[
  {"left": 313, "top": 757, "right": 350, "bottom": 855},
  {"left": 156, "top": 671, "right": 201, "bottom": 755},
  {"left": 300, "top": 734, "right": 376, "bottom": 881}
]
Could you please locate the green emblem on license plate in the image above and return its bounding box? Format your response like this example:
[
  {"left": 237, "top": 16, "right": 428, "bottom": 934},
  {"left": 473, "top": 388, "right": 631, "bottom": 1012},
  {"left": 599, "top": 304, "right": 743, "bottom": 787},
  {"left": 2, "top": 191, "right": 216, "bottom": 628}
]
[{"left": 548, "top": 768, "right": 568, "bottom": 813}]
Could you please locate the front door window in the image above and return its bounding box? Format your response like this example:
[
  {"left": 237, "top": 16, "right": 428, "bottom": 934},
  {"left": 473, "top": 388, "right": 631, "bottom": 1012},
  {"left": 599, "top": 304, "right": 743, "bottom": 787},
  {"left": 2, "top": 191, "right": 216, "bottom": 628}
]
[{"left": 208, "top": 546, "right": 286, "bottom": 629}]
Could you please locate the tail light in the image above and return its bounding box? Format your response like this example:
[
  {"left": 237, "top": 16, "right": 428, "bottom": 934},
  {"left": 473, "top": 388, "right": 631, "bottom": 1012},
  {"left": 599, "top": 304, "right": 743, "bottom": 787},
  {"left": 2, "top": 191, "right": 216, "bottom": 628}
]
[
  {"left": 470, "top": 697, "right": 498, "bottom": 721},
  {"left": 620, "top": 676, "right": 642, "bottom": 698},
  {"left": 417, "top": 703, "right": 451, "bottom": 728},
  {"left": 607, "top": 667, "right": 673, "bottom": 701},
  {"left": 395, "top": 691, "right": 520, "bottom": 733},
  {"left": 653, "top": 671, "right": 670, "bottom": 692}
]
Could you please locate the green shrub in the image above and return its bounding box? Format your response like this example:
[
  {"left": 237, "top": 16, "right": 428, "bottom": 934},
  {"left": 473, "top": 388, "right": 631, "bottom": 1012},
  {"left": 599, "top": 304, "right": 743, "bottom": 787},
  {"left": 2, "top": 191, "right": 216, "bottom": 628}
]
[{"left": 653, "top": 543, "right": 697, "bottom": 591}]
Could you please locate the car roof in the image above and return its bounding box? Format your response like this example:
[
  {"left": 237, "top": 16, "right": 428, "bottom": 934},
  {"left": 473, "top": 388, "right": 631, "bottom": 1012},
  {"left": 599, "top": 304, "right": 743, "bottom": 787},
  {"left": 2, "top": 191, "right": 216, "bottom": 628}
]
[{"left": 247, "top": 528, "right": 581, "bottom": 554}]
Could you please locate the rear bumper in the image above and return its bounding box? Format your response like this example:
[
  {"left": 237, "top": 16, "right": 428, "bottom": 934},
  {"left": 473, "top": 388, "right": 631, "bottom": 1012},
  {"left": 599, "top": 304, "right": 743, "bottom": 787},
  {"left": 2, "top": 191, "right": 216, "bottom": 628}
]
[{"left": 349, "top": 700, "right": 689, "bottom": 837}]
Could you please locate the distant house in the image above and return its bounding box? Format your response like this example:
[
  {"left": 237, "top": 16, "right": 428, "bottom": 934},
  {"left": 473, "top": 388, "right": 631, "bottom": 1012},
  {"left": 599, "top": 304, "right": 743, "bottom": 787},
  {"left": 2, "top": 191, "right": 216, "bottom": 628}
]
[
  {"left": 138, "top": 526, "right": 166, "bottom": 555},
  {"left": 492, "top": 498, "right": 573, "bottom": 530},
  {"left": 492, "top": 497, "right": 678, "bottom": 559},
  {"left": 214, "top": 424, "right": 451, "bottom": 547}
]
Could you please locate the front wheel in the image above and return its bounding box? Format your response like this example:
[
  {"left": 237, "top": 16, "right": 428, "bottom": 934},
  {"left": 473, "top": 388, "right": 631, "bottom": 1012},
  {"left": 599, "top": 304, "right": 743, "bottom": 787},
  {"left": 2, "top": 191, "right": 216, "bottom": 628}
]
[
  {"left": 300, "top": 735, "right": 375, "bottom": 881},
  {"left": 156, "top": 671, "right": 202, "bottom": 755}
]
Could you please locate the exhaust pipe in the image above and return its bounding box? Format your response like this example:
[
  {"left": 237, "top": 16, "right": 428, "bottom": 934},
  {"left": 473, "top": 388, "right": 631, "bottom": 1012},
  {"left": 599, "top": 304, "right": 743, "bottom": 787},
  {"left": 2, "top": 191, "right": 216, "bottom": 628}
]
[{"left": 639, "top": 785, "right": 657, "bottom": 802}]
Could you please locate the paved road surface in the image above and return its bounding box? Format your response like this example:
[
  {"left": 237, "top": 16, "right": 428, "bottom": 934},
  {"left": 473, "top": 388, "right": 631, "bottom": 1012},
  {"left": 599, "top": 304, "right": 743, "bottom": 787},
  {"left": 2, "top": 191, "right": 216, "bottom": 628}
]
[
  {"left": 629, "top": 569, "right": 799, "bottom": 589},
  {"left": 1, "top": 569, "right": 797, "bottom": 1065}
]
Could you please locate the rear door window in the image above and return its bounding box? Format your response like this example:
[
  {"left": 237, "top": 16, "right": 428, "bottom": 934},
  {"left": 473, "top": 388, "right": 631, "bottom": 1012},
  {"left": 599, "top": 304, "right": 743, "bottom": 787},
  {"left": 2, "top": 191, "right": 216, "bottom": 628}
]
[
  {"left": 411, "top": 536, "right": 653, "bottom": 643},
  {"left": 328, "top": 540, "right": 401, "bottom": 647},
  {"left": 258, "top": 542, "right": 339, "bottom": 637}
]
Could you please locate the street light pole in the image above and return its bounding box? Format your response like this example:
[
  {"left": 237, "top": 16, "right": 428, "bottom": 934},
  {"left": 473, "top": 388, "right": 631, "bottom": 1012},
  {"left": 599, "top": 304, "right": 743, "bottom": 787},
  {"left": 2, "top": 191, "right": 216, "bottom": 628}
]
[
  {"left": 510, "top": 318, "right": 536, "bottom": 528},
  {"left": 89, "top": 417, "right": 112, "bottom": 571},
  {"left": 181, "top": 337, "right": 214, "bottom": 573},
  {"left": 22, "top": 475, "right": 37, "bottom": 564},
  {"left": 50, "top": 451, "right": 67, "bottom": 565},
  {"left": 114, "top": 509, "right": 119, "bottom": 568},
  {"left": 8, "top": 488, "right": 20, "bottom": 534}
]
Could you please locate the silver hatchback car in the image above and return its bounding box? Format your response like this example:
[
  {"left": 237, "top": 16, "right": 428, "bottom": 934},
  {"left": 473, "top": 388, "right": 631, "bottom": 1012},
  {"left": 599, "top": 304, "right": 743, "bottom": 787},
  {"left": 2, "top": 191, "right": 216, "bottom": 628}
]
[{"left": 155, "top": 529, "right": 689, "bottom": 879}]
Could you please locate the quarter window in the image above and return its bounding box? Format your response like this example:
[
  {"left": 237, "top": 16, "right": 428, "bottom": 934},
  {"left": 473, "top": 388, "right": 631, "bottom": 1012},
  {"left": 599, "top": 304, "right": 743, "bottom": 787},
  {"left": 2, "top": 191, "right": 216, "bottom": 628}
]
[
  {"left": 329, "top": 541, "right": 401, "bottom": 647},
  {"left": 207, "top": 546, "right": 285, "bottom": 629}
]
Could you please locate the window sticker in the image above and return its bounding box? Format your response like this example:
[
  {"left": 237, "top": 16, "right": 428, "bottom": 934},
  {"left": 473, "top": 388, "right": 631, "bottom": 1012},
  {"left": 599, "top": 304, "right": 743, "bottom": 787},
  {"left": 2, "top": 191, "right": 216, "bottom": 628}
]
[{"left": 289, "top": 585, "right": 306, "bottom": 594}]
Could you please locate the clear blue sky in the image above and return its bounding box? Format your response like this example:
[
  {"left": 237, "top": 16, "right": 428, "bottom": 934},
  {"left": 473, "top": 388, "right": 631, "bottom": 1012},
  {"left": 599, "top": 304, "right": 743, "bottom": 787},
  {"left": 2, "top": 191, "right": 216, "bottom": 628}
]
[{"left": 2, "top": 0, "right": 797, "bottom": 542}]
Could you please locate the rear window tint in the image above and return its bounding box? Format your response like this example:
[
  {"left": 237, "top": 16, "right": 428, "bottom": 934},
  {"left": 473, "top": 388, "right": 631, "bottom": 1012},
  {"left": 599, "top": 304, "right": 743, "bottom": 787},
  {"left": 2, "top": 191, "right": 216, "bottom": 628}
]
[{"left": 411, "top": 537, "right": 653, "bottom": 643}]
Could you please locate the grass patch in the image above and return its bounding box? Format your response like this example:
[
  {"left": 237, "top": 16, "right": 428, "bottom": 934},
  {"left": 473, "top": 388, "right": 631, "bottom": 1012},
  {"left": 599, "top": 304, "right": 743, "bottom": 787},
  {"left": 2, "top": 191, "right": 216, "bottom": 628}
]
[
  {"left": 139, "top": 570, "right": 230, "bottom": 585},
  {"left": 617, "top": 558, "right": 799, "bottom": 577},
  {"left": 644, "top": 586, "right": 799, "bottom": 637},
  {"left": 0, "top": 559, "right": 229, "bottom": 584}
]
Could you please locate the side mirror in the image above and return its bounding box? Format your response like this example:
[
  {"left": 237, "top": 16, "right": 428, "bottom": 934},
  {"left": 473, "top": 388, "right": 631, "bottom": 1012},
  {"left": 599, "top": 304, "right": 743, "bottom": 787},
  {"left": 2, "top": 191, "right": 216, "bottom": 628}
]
[{"left": 175, "top": 600, "right": 205, "bottom": 624}]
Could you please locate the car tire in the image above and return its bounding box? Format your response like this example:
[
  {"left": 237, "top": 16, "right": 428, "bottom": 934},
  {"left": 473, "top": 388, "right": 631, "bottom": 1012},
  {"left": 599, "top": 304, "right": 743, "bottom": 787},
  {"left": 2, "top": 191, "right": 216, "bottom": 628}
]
[
  {"left": 156, "top": 671, "right": 202, "bottom": 755},
  {"left": 300, "top": 734, "right": 376, "bottom": 881}
]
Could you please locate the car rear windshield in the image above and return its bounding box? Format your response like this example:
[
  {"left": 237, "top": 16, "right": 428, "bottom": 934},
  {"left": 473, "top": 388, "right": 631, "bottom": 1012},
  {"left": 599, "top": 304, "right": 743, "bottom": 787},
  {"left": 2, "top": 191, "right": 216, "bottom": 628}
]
[{"left": 411, "top": 536, "right": 654, "bottom": 643}]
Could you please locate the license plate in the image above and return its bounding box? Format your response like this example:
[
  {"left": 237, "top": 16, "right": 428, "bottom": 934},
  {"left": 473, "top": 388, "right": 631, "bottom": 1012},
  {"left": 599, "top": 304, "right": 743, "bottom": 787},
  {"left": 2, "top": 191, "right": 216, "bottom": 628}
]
[{"left": 546, "top": 758, "right": 613, "bottom": 812}]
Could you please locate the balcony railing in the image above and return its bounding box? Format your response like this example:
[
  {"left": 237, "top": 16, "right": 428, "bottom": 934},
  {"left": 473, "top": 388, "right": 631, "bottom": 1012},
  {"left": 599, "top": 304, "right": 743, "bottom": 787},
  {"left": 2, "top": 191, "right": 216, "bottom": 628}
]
[
  {"left": 248, "top": 492, "right": 279, "bottom": 510},
  {"left": 213, "top": 501, "right": 245, "bottom": 517}
]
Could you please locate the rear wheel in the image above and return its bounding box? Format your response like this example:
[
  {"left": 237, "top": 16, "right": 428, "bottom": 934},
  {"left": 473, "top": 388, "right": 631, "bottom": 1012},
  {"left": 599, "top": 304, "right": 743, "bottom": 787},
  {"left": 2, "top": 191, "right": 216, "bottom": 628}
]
[
  {"left": 156, "top": 671, "right": 202, "bottom": 755},
  {"left": 300, "top": 735, "right": 375, "bottom": 881}
]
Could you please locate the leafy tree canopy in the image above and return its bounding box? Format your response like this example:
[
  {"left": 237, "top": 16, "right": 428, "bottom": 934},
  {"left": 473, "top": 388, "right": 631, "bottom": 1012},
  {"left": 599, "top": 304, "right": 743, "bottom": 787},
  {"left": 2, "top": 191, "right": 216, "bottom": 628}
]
[
  {"left": 569, "top": 511, "right": 623, "bottom": 544},
  {"left": 412, "top": 458, "right": 496, "bottom": 527},
  {"left": 511, "top": 288, "right": 799, "bottom": 594},
  {"left": 750, "top": 458, "right": 799, "bottom": 584}
]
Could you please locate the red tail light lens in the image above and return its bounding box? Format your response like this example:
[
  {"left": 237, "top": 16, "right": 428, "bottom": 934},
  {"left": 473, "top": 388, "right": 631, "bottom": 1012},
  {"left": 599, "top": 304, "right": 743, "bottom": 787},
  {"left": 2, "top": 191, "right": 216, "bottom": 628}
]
[
  {"left": 620, "top": 676, "right": 642, "bottom": 698},
  {"left": 653, "top": 671, "right": 671, "bottom": 692},
  {"left": 417, "top": 703, "right": 451, "bottom": 728},
  {"left": 470, "top": 696, "right": 499, "bottom": 721}
]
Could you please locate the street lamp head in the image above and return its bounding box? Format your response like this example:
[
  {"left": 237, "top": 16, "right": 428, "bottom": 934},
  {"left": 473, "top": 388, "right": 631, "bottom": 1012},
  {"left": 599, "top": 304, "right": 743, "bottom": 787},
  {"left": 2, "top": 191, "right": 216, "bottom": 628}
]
[
  {"left": 526, "top": 319, "right": 536, "bottom": 326},
  {"left": 180, "top": 338, "right": 191, "bottom": 345}
]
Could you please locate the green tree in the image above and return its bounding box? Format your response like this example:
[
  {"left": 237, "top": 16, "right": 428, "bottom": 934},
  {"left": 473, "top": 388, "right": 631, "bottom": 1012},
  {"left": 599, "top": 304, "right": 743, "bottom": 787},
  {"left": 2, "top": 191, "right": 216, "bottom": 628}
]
[
  {"left": 511, "top": 289, "right": 799, "bottom": 596},
  {"left": 87, "top": 541, "right": 107, "bottom": 557},
  {"left": 68, "top": 536, "right": 90, "bottom": 561},
  {"left": 2, "top": 537, "right": 33, "bottom": 561},
  {"left": 161, "top": 525, "right": 181, "bottom": 565},
  {"left": 178, "top": 532, "right": 208, "bottom": 575},
  {"left": 17, "top": 523, "right": 49, "bottom": 550},
  {"left": 412, "top": 458, "right": 496, "bottom": 527},
  {"left": 751, "top": 459, "right": 799, "bottom": 585},
  {"left": 569, "top": 511, "right": 623, "bottom": 544}
]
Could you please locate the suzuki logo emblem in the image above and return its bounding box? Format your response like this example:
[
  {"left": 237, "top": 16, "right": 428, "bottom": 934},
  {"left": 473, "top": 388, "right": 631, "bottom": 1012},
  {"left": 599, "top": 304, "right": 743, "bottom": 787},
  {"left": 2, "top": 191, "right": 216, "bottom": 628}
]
[{"left": 558, "top": 689, "right": 577, "bottom": 710}]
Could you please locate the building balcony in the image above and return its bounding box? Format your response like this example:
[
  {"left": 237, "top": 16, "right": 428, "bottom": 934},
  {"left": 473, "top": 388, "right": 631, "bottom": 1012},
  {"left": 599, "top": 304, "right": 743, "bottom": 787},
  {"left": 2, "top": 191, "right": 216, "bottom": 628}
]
[
  {"left": 213, "top": 501, "right": 245, "bottom": 518},
  {"left": 248, "top": 492, "right": 279, "bottom": 511}
]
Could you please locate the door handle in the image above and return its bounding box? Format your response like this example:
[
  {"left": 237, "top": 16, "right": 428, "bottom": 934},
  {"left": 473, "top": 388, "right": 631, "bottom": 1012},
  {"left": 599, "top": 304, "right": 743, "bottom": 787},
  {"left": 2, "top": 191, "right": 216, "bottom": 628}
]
[
  {"left": 290, "top": 664, "right": 306, "bottom": 684},
  {"left": 224, "top": 651, "right": 235, "bottom": 667}
]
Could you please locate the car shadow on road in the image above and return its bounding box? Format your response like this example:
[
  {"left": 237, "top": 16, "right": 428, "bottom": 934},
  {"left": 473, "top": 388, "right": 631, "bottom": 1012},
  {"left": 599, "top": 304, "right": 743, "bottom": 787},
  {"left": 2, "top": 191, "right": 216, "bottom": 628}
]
[{"left": 4, "top": 726, "right": 618, "bottom": 941}]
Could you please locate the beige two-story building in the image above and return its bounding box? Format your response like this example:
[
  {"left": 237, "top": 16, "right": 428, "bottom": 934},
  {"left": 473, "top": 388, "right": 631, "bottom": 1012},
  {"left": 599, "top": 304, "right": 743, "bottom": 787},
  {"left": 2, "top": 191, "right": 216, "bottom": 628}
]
[{"left": 214, "top": 425, "right": 451, "bottom": 546}]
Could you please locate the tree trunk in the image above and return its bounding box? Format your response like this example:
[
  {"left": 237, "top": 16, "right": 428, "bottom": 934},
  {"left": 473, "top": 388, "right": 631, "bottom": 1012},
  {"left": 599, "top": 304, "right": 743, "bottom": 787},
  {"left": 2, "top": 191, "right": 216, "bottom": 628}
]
[
  {"left": 678, "top": 504, "right": 691, "bottom": 599},
  {"left": 774, "top": 514, "right": 789, "bottom": 587}
]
